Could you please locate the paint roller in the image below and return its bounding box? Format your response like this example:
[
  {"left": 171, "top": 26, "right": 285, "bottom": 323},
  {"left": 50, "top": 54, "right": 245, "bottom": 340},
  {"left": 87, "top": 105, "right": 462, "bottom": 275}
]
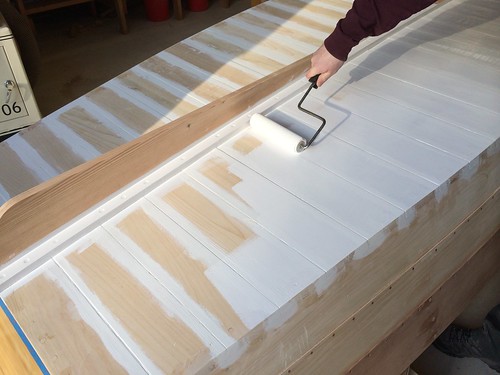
[{"left": 250, "top": 74, "right": 326, "bottom": 153}]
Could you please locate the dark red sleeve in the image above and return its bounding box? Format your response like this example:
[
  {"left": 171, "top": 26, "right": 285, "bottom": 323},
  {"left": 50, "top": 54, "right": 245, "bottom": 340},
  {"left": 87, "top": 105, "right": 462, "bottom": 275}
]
[{"left": 324, "top": 0, "right": 436, "bottom": 61}]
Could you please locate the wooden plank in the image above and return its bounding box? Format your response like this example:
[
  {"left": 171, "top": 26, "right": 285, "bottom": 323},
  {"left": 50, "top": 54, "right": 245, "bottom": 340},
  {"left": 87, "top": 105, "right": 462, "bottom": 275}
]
[
  {"left": 3, "top": 262, "right": 146, "bottom": 374},
  {"left": 309, "top": 78, "right": 494, "bottom": 161},
  {"left": 146, "top": 176, "right": 324, "bottom": 306},
  {"left": 286, "top": 191, "right": 500, "bottom": 374},
  {"left": 0, "top": 55, "right": 310, "bottom": 274},
  {"left": 190, "top": 32, "right": 285, "bottom": 74},
  {"left": 348, "top": 230, "right": 500, "bottom": 375},
  {"left": 198, "top": 142, "right": 499, "bottom": 374},
  {"left": 86, "top": 86, "right": 169, "bottom": 135},
  {"left": 17, "top": 122, "right": 85, "bottom": 175},
  {"left": 329, "top": 64, "right": 500, "bottom": 139},
  {"left": 167, "top": 42, "right": 261, "bottom": 87},
  {"left": 58, "top": 106, "right": 130, "bottom": 154},
  {"left": 274, "top": 95, "right": 466, "bottom": 184},
  {"left": 220, "top": 128, "right": 404, "bottom": 239},
  {"left": 186, "top": 149, "right": 366, "bottom": 269},
  {"left": 0, "top": 142, "right": 43, "bottom": 199},
  {"left": 234, "top": 11, "right": 324, "bottom": 48},
  {"left": 115, "top": 70, "right": 200, "bottom": 119},
  {"left": 0, "top": 299, "right": 43, "bottom": 375},
  {"left": 57, "top": 231, "right": 223, "bottom": 374},
  {"left": 140, "top": 55, "right": 232, "bottom": 102},
  {"left": 103, "top": 200, "right": 277, "bottom": 339},
  {"left": 349, "top": 38, "right": 500, "bottom": 113}
]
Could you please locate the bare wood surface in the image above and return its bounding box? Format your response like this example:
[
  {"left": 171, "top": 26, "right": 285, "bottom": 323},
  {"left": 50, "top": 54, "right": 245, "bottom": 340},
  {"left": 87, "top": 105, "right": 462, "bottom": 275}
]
[
  {"left": 347, "top": 230, "right": 500, "bottom": 375},
  {"left": 285, "top": 189, "right": 499, "bottom": 374},
  {"left": 198, "top": 142, "right": 499, "bottom": 374},
  {"left": 0, "top": 56, "right": 310, "bottom": 266},
  {"left": 0, "top": 300, "right": 42, "bottom": 375}
]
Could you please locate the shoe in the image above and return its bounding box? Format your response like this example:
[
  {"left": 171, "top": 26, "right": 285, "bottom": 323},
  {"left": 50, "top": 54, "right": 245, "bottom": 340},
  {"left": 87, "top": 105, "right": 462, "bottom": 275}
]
[{"left": 433, "top": 324, "right": 500, "bottom": 373}]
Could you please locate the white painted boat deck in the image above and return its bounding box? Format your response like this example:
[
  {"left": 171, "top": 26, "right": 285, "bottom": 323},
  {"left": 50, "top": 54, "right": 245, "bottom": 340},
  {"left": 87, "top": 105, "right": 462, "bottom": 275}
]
[{"left": 0, "top": 0, "right": 498, "bottom": 373}]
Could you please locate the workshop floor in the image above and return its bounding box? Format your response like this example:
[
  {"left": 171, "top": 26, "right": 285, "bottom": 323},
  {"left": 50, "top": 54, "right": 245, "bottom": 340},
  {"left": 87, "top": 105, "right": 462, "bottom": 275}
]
[
  {"left": 12, "top": 2, "right": 500, "bottom": 374},
  {"left": 30, "top": 0, "right": 251, "bottom": 116}
]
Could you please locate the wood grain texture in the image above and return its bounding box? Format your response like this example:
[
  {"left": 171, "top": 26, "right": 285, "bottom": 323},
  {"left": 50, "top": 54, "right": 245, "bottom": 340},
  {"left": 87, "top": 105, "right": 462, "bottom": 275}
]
[
  {"left": 67, "top": 243, "right": 212, "bottom": 374},
  {"left": 167, "top": 43, "right": 260, "bottom": 87},
  {"left": 86, "top": 86, "right": 169, "bottom": 134},
  {"left": 141, "top": 55, "right": 231, "bottom": 101},
  {"left": 0, "top": 55, "right": 310, "bottom": 266},
  {"left": 19, "top": 122, "right": 85, "bottom": 175},
  {"left": 116, "top": 208, "right": 249, "bottom": 339},
  {"left": 200, "top": 140, "right": 499, "bottom": 375},
  {"left": 0, "top": 300, "right": 42, "bottom": 375},
  {"left": 286, "top": 187, "right": 500, "bottom": 374},
  {"left": 116, "top": 70, "right": 200, "bottom": 119},
  {"left": 163, "top": 183, "right": 255, "bottom": 253},
  {"left": 58, "top": 106, "right": 129, "bottom": 154},
  {"left": 5, "top": 270, "right": 133, "bottom": 375},
  {"left": 347, "top": 230, "right": 500, "bottom": 375}
]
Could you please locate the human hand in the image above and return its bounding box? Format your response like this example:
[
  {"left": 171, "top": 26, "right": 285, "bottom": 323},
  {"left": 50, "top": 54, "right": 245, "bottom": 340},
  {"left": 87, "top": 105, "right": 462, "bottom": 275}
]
[{"left": 306, "top": 44, "right": 345, "bottom": 87}]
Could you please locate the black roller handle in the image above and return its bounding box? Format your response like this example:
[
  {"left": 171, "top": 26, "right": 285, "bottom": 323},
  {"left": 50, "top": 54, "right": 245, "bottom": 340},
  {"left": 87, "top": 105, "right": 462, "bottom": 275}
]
[{"left": 296, "top": 74, "right": 327, "bottom": 152}]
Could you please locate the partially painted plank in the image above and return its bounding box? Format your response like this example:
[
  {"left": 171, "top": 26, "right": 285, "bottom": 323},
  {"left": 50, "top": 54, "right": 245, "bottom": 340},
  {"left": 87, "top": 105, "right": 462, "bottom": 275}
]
[
  {"left": 15, "top": 122, "right": 85, "bottom": 174},
  {"left": 0, "top": 299, "right": 45, "bottom": 375},
  {"left": 86, "top": 86, "right": 169, "bottom": 135},
  {"left": 57, "top": 230, "right": 224, "bottom": 374},
  {"left": 58, "top": 106, "right": 130, "bottom": 154},
  {"left": 219, "top": 128, "right": 403, "bottom": 239},
  {"left": 189, "top": 32, "right": 285, "bottom": 74},
  {"left": 275, "top": 94, "right": 466, "bottom": 184},
  {"left": 147, "top": 176, "right": 324, "bottom": 306},
  {"left": 233, "top": 11, "right": 324, "bottom": 49},
  {"left": 114, "top": 70, "right": 201, "bottom": 119},
  {"left": 167, "top": 42, "right": 261, "bottom": 87},
  {"left": 140, "top": 55, "right": 232, "bottom": 103},
  {"left": 186, "top": 149, "right": 367, "bottom": 270},
  {"left": 3, "top": 263, "right": 146, "bottom": 374},
  {"left": 0, "top": 142, "right": 42, "bottom": 198},
  {"left": 103, "top": 201, "right": 277, "bottom": 341}
]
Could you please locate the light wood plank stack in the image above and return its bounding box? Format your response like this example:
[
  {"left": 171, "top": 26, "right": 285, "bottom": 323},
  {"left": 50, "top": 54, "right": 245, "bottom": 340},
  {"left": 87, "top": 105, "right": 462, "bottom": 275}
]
[{"left": 0, "top": 0, "right": 499, "bottom": 373}]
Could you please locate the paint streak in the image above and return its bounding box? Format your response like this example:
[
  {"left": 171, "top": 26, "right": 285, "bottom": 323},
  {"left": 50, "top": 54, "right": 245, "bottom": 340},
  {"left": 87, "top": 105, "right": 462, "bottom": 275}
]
[
  {"left": 168, "top": 43, "right": 258, "bottom": 87},
  {"left": 255, "top": 4, "right": 333, "bottom": 34},
  {"left": 22, "top": 122, "right": 85, "bottom": 173},
  {"left": 191, "top": 33, "right": 284, "bottom": 72},
  {"left": 163, "top": 183, "right": 255, "bottom": 252},
  {"left": 236, "top": 12, "right": 323, "bottom": 47},
  {"left": 141, "top": 56, "right": 230, "bottom": 102},
  {"left": 59, "top": 106, "right": 129, "bottom": 154},
  {"left": 86, "top": 86, "right": 168, "bottom": 134},
  {"left": 0, "top": 142, "right": 41, "bottom": 197},
  {"left": 200, "top": 157, "right": 249, "bottom": 205},
  {"left": 117, "top": 209, "right": 248, "bottom": 339},
  {"left": 5, "top": 274, "right": 127, "bottom": 374},
  {"left": 232, "top": 134, "right": 262, "bottom": 155},
  {"left": 67, "top": 244, "right": 210, "bottom": 374},
  {"left": 118, "top": 71, "right": 199, "bottom": 117}
]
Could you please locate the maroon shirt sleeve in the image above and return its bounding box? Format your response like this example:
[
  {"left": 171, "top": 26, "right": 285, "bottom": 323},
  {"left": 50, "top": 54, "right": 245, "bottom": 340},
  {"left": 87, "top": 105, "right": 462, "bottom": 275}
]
[{"left": 324, "top": 0, "right": 436, "bottom": 61}]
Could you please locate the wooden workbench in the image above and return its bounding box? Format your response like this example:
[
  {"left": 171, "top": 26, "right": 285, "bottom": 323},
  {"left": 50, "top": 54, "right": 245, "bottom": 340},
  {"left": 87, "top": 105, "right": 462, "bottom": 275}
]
[{"left": 0, "top": 0, "right": 498, "bottom": 373}]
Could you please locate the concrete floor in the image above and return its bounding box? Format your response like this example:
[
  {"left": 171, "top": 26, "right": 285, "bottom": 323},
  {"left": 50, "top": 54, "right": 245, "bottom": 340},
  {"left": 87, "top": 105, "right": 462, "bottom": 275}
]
[{"left": 12, "top": 2, "right": 500, "bottom": 374}]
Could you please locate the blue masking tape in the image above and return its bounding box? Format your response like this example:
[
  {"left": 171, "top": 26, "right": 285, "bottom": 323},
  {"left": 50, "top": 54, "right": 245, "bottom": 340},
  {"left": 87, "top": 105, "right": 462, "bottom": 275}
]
[{"left": 0, "top": 298, "right": 50, "bottom": 374}]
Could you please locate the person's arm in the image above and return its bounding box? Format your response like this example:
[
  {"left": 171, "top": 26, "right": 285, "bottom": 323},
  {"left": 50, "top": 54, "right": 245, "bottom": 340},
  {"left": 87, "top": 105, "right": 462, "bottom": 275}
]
[{"left": 306, "top": 0, "right": 436, "bottom": 86}]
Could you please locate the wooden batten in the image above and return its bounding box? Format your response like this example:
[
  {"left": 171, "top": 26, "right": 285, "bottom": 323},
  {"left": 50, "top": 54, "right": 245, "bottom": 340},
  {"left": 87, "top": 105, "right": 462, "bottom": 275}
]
[
  {"left": 0, "top": 56, "right": 310, "bottom": 266},
  {"left": 198, "top": 143, "right": 499, "bottom": 374}
]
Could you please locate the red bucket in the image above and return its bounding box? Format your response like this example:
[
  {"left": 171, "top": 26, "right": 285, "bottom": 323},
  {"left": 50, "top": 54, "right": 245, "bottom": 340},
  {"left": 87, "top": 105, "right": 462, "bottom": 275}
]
[
  {"left": 188, "top": 0, "right": 208, "bottom": 11},
  {"left": 144, "top": 0, "right": 169, "bottom": 21}
]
